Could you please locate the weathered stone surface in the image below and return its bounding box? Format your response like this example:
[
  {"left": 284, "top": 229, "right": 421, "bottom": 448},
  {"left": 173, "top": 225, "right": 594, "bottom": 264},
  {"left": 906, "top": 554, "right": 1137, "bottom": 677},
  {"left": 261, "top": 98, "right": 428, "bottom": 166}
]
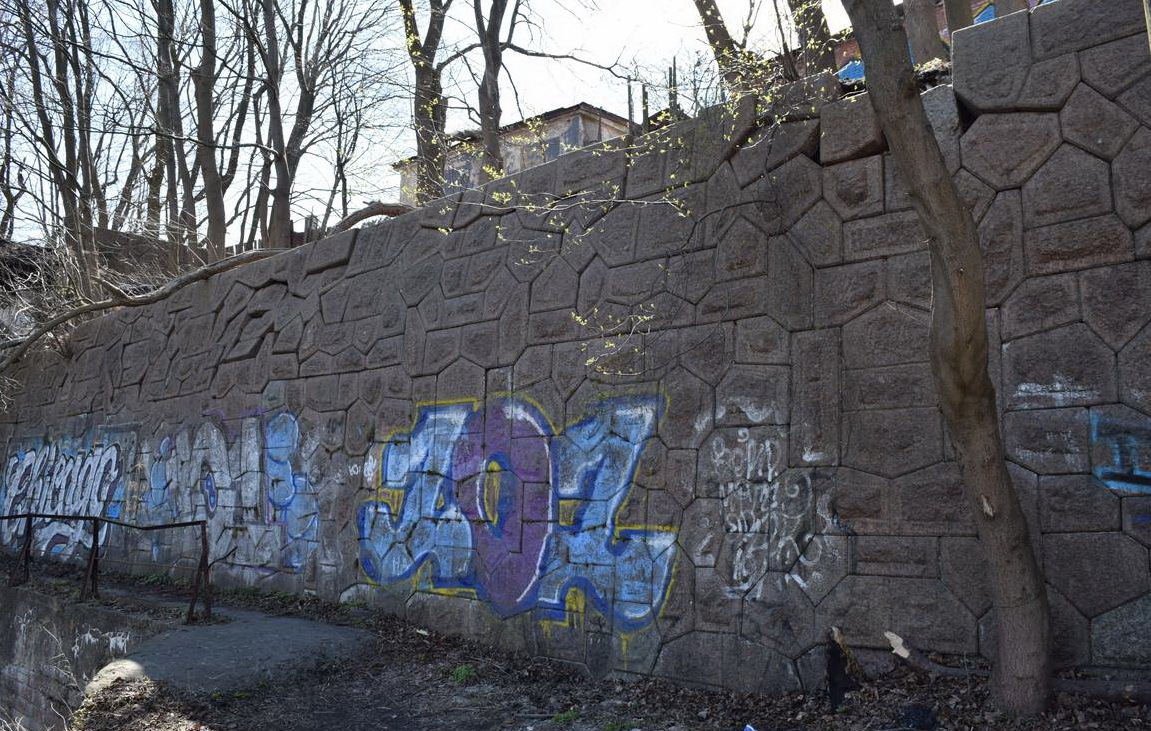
[
  {"left": 1043, "top": 532, "right": 1149, "bottom": 617},
  {"left": 895, "top": 462, "right": 976, "bottom": 533},
  {"left": 1113, "top": 126, "right": 1151, "bottom": 229},
  {"left": 1004, "top": 407, "right": 1091, "bottom": 475},
  {"left": 842, "top": 303, "right": 930, "bottom": 369},
  {"left": 715, "top": 365, "right": 790, "bottom": 427},
  {"left": 661, "top": 367, "right": 714, "bottom": 449},
  {"left": 1093, "top": 593, "right": 1151, "bottom": 667},
  {"left": 304, "top": 230, "right": 356, "bottom": 274},
  {"left": 1060, "top": 84, "right": 1140, "bottom": 160},
  {"left": 843, "top": 210, "right": 925, "bottom": 262},
  {"left": 679, "top": 498, "right": 723, "bottom": 566},
  {"left": 1080, "top": 261, "right": 1151, "bottom": 350},
  {"left": 961, "top": 113, "right": 1061, "bottom": 190},
  {"left": 730, "top": 118, "right": 820, "bottom": 187},
  {"left": 791, "top": 330, "right": 840, "bottom": 467},
  {"left": 1039, "top": 474, "right": 1121, "bottom": 532},
  {"left": 1016, "top": 53, "right": 1080, "bottom": 111},
  {"left": 715, "top": 216, "right": 770, "bottom": 280},
  {"left": 1004, "top": 324, "right": 1116, "bottom": 410},
  {"left": 1138, "top": 222, "right": 1151, "bottom": 260},
  {"left": 1079, "top": 33, "right": 1151, "bottom": 98},
  {"left": 820, "top": 93, "right": 886, "bottom": 165},
  {"left": 742, "top": 573, "right": 816, "bottom": 658},
  {"left": 922, "top": 85, "right": 961, "bottom": 172},
  {"left": 1022, "top": 145, "right": 1112, "bottom": 228},
  {"left": 843, "top": 408, "right": 942, "bottom": 479},
  {"left": 980, "top": 586, "right": 1090, "bottom": 670},
  {"left": 817, "top": 576, "right": 977, "bottom": 654},
  {"left": 764, "top": 238, "right": 813, "bottom": 330},
  {"left": 844, "top": 363, "right": 936, "bottom": 412},
  {"left": 826, "top": 467, "right": 891, "bottom": 525},
  {"left": 940, "top": 537, "right": 992, "bottom": 616},
  {"left": 814, "top": 260, "right": 885, "bottom": 327},
  {"left": 1119, "top": 326, "right": 1151, "bottom": 414},
  {"left": 759, "top": 155, "right": 822, "bottom": 229},
  {"left": 1123, "top": 497, "right": 1151, "bottom": 547},
  {"left": 955, "top": 168, "right": 997, "bottom": 225},
  {"left": 1030, "top": 0, "right": 1148, "bottom": 60},
  {"left": 824, "top": 156, "right": 884, "bottom": 221},
  {"left": 952, "top": 9, "right": 1031, "bottom": 112},
  {"left": 853, "top": 536, "right": 937, "bottom": 578},
  {"left": 1025, "top": 214, "right": 1134, "bottom": 276},
  {"left": 734, "top": 315, "right": 789, "bottom": 364},
  {"left": 886, "top": 251, "right": 931, "bottom": 310},
  {"left": 787, "top": 201, "right": 843, "bottom": 267},
  {"left": 1001, "top": 273, "right": 1079, "bottom": 341}
]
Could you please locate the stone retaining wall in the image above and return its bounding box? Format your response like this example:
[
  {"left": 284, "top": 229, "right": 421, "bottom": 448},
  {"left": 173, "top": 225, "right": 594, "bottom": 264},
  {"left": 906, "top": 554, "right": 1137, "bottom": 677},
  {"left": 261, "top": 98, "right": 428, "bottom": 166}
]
[{"left": 2, "top": 0, "right": 1149, "bottom": 695}]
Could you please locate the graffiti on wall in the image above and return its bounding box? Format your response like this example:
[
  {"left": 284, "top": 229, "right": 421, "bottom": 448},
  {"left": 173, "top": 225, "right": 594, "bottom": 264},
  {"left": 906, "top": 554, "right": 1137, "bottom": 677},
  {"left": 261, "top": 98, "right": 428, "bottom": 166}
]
[
  {"left": 705, "top": 427, "right": 844, "bottom": 595},
  {"left": 356, "top": 395, "right": 678, "bottom": 629},
  {"left": 0, "top": 412, "right": 322, "bottom": 573},
  {"left": 1091, "top": 411, "right": 1151, "bottom": 495}
]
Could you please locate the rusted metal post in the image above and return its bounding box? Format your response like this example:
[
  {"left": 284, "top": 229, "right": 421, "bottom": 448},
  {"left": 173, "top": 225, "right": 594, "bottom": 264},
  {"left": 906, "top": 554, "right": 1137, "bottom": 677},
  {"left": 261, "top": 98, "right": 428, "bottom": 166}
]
[
  {"left": 82, "top": 518, "right": 100, "bottom": 600},
  {"left": 186, "top": 522, "right": 211, "bottom": 623},
  {"left": 9, "top": 515, "right": 33, "bottom": 586}
]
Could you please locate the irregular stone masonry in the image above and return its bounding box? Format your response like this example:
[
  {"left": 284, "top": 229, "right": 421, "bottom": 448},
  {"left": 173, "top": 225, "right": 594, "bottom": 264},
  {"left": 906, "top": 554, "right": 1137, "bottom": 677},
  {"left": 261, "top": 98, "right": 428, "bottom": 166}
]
[{"left": 1, "top": 0, "right": 1149, "bottom": 695}]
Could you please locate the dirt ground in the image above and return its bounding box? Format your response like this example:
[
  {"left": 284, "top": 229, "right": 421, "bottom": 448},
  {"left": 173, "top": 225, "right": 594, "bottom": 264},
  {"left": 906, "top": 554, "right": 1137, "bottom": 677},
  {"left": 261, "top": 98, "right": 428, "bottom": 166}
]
[{"left": 7, "top": 557, "right": 1151, "bottom": 731}]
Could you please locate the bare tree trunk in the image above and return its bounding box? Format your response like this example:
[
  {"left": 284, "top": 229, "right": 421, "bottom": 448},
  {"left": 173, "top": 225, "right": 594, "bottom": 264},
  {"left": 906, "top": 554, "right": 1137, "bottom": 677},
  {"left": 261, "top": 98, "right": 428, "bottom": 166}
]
[
  {"left": 194, "top": 0, "right": 227, "bottom": 261},
  {"left": 401, "top": 0, "right": 453, "bottom": 204},
  {"left": 843, "top": 0, "right": 1051, "bottom": 716},
  {"left": 259, "top": 0, "right": 292, "bottom": 247},
  {"left": 786, "top": 0, "right": 835, "bottom": 73},
  {"left": 943, "top": 0, "right": 975, "bottom": 34},
  {"left": 473, "top": 0, "right": 515, "bottom": 183},
  {"left": 905, "top": 0, "right": 948, "bottom": 64},
  {"left": 692, "top": 0, "right": 751, "bottom": 95}
]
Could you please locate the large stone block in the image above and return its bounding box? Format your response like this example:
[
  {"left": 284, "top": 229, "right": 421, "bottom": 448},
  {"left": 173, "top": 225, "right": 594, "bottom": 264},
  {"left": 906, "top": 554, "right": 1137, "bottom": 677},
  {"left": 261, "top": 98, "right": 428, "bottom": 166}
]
[
  {"left": 1060, "top": 84, "right": 1140, "bottom": 161},
  {"left": 1022, "top": 145, "right": 1113, "bottom": 229},
  {"left": 843, "top": 363, "right": 936, "bottom": 412},
  {"left": 764, "top": 237, "right": 813, "bottom": 330},
  {"left": 823, "top": 156, "right": 884, "bottom": 221},
  {"left": 1004, "top": 324, "right": 1116, "bottom": 410},
  {"left": 1030, "top": 0, "right": 1148, "bottom": 60},
  {"left": 1093, "top": 592, "right": 1151, "bottom": 667},
  {"left": 1024, "top": 214, "right": 1134, "bottom": 276},
  {"left": 820, "top": 93, "right": 886, "bottom": 165},
  {"left": 715, "top": 216, "right": 771, "bottom": 281},
  {"left": 961, "top": 113, "right": 1061, "bottom": 190},
  {"left": 758, "top": 154, "right": 823, "bottom": 229},
  {"left": 1039, "top": 474, "right": 1121, "bottom": 533},
  {"left": 1119, "top": 326, "right": 1151, "bottom": 414},
  {"left": 895, "top": 462, "right": 976, "bottom": 534},
  {"left": 816, "top": 576, "right": 977, "bottom": 654},
  {"left": 1113, "top": 126, "right": 1151, "bottom": 229},
  {"left": 1016, "top": 53, "right": 1080, "bottom": 111},
  {"left": 1081, "top": 261, "right": 1151, "bottom": 350},
  {"left": 741, "top": 572, "right": 817, "bottom": 658},
  {"left": 730, "top": 118, "right": 820, "bottom": 187},
  {"left": 814, "top": 260, "right": 885, "bottom": 327},
  {"left": 952, "top": 9, "right": 1032, "bottom": 112},
  {"left": 886, "top": 251, "right": 931, "bottom": 310},
  {"left": 790, "top": 330, "right": 840, "bottom": 467},
  {"left": 842, "top": 303, "right": 930, "bottom": 369},
  {"left": 853, "top": 536, "right": 938, "bottom": 578},
  {"left": 843, "top": 408, "right": 942, "bottom": 479},
  {"left": 1079, "top": 33, "right": 1151, "bottom": 98},
  {"left": 1001, "top": 273, "right": 1080, "bottom": 341},
  {"left": 734, "top": 315, "right": 789, "bottom": 364},
  {"left": 787, "top": 201, "right": 843, "bottom": 267},
  {"left": 1004, "top": 407, "right": 1091, "bottom": 474},
  {"left": 843, "top": 210, "right": 926, "bottom": 262},
  {"left": 715, "top": 365, "right": 790, "bottom": 427},
  {"left": 1043, "top": 532, "right": 1149, "bottom": 617},
  {"left": 940, "top": 537, "right": 992, "bottom": 616}
]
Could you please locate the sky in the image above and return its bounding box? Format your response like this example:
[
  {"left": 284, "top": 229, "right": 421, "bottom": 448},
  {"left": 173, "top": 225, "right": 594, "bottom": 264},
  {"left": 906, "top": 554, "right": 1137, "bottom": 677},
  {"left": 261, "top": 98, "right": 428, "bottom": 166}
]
[{"left": 444, "top": 1, "right": 851, "bottom": 130}]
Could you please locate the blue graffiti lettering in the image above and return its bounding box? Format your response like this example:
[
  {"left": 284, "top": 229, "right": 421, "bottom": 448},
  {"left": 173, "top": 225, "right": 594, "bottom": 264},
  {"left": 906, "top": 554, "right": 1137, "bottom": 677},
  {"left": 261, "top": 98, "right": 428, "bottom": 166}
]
[
  {"left": 1091, "top": 411, "right": 1151, "bottom": 495},
  {"left": 356, "top": 395, "right": 676, "bottom": 629}
]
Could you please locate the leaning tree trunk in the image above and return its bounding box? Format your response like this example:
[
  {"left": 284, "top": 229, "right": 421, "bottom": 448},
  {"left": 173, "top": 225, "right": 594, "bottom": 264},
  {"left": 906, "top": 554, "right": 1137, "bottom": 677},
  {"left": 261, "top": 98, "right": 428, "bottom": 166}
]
[
  {"left": 843, "top": 0, "right": 1052, "bottom": 716},
  {"left": 905, "top": 0, "right": 948, "bottom": 65},
  {"left": 943, "top": 0, "right": 975, "bottom": 34}
]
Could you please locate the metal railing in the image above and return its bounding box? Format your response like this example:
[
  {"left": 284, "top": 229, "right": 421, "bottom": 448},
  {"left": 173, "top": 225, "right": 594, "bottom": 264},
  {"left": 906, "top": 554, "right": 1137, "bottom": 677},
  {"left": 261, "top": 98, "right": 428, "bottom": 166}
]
[{"left": 1, "top": 512, "right": 212, "bottom": 623}]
